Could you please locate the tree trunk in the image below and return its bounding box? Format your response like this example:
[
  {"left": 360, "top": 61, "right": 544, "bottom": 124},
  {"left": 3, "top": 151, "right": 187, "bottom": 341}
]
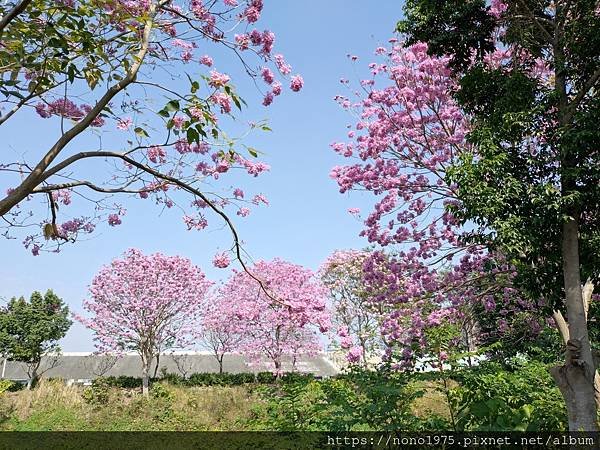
[
  {"left": 141, "top": 354, "right": 151, "bottom": 397},
  {"left": 274, "top": 359, "right": 281, "bottom": 378},
  {"left": 142, "top": 367, "right": 150, "bottom": 397},
  {"left": 218, "top": 355, "right": 224, "bottom": 374},
  {"left": 153, "top": 353, "right": 160, "bottom": 378},
  {"left": 27, "top": 370, "right": 38, "bottom": 390},
  {"left": 550, "top": 219, "right": 598, "bottom": 431},
  {"left": 26, "top": 361, "right": 40, "bottom": 390}
]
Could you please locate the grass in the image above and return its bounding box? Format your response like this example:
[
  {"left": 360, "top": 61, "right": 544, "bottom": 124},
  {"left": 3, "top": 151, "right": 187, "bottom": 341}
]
[
  {"left": 0, "top": 378, "right": 451, "bottom": 431},
  {"left": 410, "top": 379, "right": 456, "bottom": 421},
  {"left": 0, "top": 380, "right": 261, "bottom": 431}
]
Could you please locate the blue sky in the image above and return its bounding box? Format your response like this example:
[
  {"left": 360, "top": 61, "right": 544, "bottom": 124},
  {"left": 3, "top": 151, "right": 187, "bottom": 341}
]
[{"left": 0, "top": 1, "right": 403, "bottom": 351}]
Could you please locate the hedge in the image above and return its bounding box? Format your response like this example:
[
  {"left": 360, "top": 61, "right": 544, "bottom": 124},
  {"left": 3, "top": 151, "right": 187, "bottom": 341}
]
[{"left": 91, "top": 372, "right": 316, "bottom": 388}]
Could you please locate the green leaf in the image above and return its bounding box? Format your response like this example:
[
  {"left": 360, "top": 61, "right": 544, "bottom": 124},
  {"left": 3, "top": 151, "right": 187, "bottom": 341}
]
[
  {"left": 186, "top": 127, "right": 199, "bottom": 144},
  {"left": 165, "top": 100, "right": 180, "bottom": 112},
  {"left": 232, "top": 95, "right": 242, "bottom": 111},
  {"left": 67, "top": 64, "right": 77, "bottom": 83},
  {"left": 134, "top": 127, "right": 149, "bottom": 138}
]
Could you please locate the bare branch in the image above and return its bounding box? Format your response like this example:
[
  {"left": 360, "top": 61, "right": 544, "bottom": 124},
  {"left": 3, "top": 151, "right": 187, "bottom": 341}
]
[
  {"left": 582, "top": 279, "right": 594, "bottom": 321},
  {"left": 552, "top": 280, "right": 594, "bottom": 345},
  {"left": 33, "top": 180, "right": 145, "bottom": 195},
  {"left": 553, "top": 309, "right": 570, "bottom": 345}
]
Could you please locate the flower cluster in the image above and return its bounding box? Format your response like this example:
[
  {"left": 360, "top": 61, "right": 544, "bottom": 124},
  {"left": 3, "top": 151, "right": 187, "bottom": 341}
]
[
  {"left": 331, "top": 41, "right": 537, "bottom": 367},
  {"left": 35, "top": 99, "right": 105, "bottom": 126}
]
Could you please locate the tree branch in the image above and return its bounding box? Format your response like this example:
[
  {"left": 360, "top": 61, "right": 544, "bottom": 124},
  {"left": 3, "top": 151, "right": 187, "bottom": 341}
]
[
  {"left": 515, "top": 0, "right": 554, "bottom": 44},
  {"left": 30, "top": 149, "right": 280, "bottom": 305},
  {"left": 553, "top": 309, "right": 570, "bottom": 345},
  {"left": 33, "top": 180, "right": 144, "bottom": 195},
  {"left": 0, "top": 0, "right": 32, "bottom": 35},
  {"left": 0, "top": 1, "right": 160, "bottom": 217},
  {"left": 565, "top": 67, "right": 600, "bottom": 123}
]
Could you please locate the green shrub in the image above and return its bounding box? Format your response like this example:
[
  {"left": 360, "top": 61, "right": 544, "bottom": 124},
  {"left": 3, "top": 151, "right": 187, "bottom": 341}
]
[
  {"left": 249, "top": 369, "right": 425, "bottom": 431},
  {"left": 100, "top": 376, "right": 143, "bottom": 389},
  {"left": 256, "top": 372, "right": 276, "bottom": 384},
  {"left": 181, "top": 371, "right": 313, "bottom": 386},
  {"left": 225, "top": 372, "right": 256, "bottom": 385},
  {"left": 7, "top": 381, "right": 25, "bottom": 392},
  {"left": 0, "top": 380, "right": 15, "bottom": 395},
  {"left": 449, "top": 359, "right": 567, "bottom": 431},
  {"left": 186, "top": 373, "right": 219, "bottom": 386},
  {"left": 280, "top": 373, "right": 314, "bottom": 384},
  {"left": 160, "top": 373, "right": 185, "bottom": 386},
  {"left": 82, "top": 378, "right": 110, "bottom": 405},
  {"left": 117, "top": 376, "right": 144, "bottom": 389},
  {"left": 185, "top": 372, "right": 259, "bottom": 386},
  {"left": 150, "top": 383, "right": 173, "bottom": 401}
]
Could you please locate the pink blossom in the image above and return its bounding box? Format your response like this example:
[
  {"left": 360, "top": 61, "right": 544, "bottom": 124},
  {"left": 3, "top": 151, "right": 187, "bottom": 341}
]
[
  {"left": 107, "top": 214, "right": 122, "bottom": 226},
  {"left": 183, "top": 214, "right": 208, "bottom": 230},
  {"left": 347, "top": 346, "right": 362, "bottom": 363},
  {"left": 251, "top": 194, "right": 269, "bottom": 205},
  {"left": 489, "top": 0, "right": 508, "bottom": 18},
  {"left": 117, "top": 117, "right": 133, "bottom": 130},
  {"left": 235, "top": 33, "right": 249, "bottom": 50},
  {"left": 209, "top": 70, "right": 230, "bottom": 88},
  {"left": 274, "top": 54, "right": 291, "bottom": 75},
  {"left": 271, "top": 81, "right": 282, "bottom": 96},
  {"left": 290, "top": 75, "right": 304, "bottom": 92},
  {"left": 261, "top": 31, "right": 275, "bottom": 54},
  {"left": 262, "top": 92, "right": 274, "bottom": 106},
  {"left": 261, "top": 67, "right": 275, "bottom": 84},
  {"left": 340, "top": 335, "right": 353, "bottom": 349},
  {"left": 52, "top": 189, "right": 72, "bottom": 206},
  {"left": 172, "top": 115, "right": 186, "bottom": 129},
  {"left": 147, "top": 145, "right": 167, "bottom": 163},
  {"left": 199, "top": 55, "right": 213, "bottom": 67},
  {"left": 210, "top": 93, "right": 231, "bottom": 113},
  {"left": 236, "top": 207, "right": 250, "bottom": 217},
  {"left": 243, "top": 0, "right": 262, "bottom": 23},
  {"left": 213, "top": 252, "right": 231, "bottom": 268}
]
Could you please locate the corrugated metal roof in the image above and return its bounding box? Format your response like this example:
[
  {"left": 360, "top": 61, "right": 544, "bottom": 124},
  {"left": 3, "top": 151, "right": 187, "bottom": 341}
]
[{"left": 1, "top": 352, "right": 339, "bottom": 380}]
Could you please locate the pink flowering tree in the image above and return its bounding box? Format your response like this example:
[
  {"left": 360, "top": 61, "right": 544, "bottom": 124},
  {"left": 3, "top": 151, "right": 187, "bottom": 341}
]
[
  {"left": 331, "top": 41, "right": 535, "bottom": 368},
  {"left": 320, "top": 249, "right": 388, "bottom": 367},
  {"left": 76, "top": 248, "right": 212, "bottom": 395},
  {"left": 216, "top": 259, "right": 331, "bottom": 374},
  {"left": 0, "top": 0, "right": 298, "bottom": 268},
  {"left": 199, "top": 295, "right": 244, "bottom": 374}
]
